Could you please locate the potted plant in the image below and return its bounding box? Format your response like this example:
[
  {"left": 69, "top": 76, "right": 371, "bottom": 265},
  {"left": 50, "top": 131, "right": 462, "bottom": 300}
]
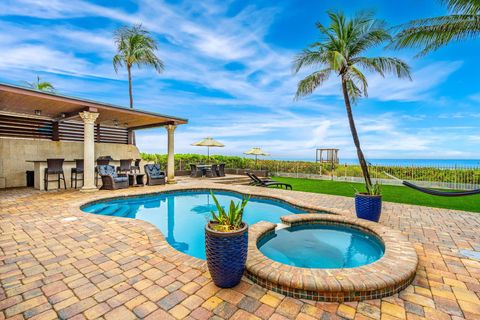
[
  {"left": 354, "top": 182, "right": 382, "bottom": 222},
  {"left": 205, "top": 191, "right": 250, "bottom": 288}
]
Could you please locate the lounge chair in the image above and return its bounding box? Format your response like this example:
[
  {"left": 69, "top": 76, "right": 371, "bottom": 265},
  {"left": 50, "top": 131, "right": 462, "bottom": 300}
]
[
  {"left": 144, "top": 164, "right": 166, "bottom": 186},
  {"left": 97, "top": 165, "right": 129, "bottom": 190},
  {"left": 247, "top": 173, "right": 292, "bottom": 190}
]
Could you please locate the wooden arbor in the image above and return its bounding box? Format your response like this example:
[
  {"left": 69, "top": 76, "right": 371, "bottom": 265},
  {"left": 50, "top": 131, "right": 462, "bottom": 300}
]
[
  {"left": 316, "top": 148, "right": 339, "bottom": 179},
  {"left": 316, "top": 148, "right": 339, "bottom": 164}
]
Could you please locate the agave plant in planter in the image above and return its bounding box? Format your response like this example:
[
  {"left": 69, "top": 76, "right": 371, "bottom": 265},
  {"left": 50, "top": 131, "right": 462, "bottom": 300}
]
[
  {"left": 205, "top": 191, "right": 250, "bottom": 288},
  {"left": 355, "top": 182, "right": 382, "bottom": 222}
]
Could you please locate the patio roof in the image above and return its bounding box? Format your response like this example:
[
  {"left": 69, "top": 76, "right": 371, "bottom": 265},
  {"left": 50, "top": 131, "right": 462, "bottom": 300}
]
[{"left": 0, "top": 82, "right": 188, "bottom": 130}]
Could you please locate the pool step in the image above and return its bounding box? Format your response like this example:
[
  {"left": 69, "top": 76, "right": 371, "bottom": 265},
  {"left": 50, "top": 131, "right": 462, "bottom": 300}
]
[{"left": 210, "top": 176, "right": 251, "bottom": 185}]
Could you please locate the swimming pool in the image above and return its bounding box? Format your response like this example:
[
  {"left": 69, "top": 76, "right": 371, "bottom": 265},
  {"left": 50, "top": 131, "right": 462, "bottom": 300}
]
[
  {"left": 258, "top": 223, "right": 384, "bottom": 268},
  {"left": 82, "top": 190, "right": 308, "bottom": 259}
]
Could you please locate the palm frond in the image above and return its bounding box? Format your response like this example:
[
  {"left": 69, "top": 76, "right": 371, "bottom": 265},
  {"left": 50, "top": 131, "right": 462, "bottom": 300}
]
[
  {"left": 294, "top": 69, "right": 332, "bottom": 100},
  {"left": 345, "top": 79, "right": 362, "bottom": 103},
  {"left": 346, "top": 66, "right": 369, "bottom": 97},
  {"left": 394, "top": 14, "right": 480, "bottom": 55},
  {"left": 292, "top": 49, "right": 329, "bottom": 74},
  {"left": 113, "top": 24, "right": 164, "bottom": 73},
  {"left": 442, "top": 0, "right": 480, "bottom": 14},
  {"left": 355, "top": 57, "right": 412, "bottom": 79}
]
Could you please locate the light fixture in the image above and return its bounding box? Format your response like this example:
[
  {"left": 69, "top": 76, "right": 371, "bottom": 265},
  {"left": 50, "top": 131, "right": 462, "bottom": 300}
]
[
  {"left": 34, "top": 110, "right": 41, "bottom": 116},
  {"left": 113, "top": 120, "right": 119, "bottom": 127}
]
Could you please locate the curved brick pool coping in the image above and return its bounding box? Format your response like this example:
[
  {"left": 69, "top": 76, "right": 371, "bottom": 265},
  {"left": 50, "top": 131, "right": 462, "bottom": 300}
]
[
  {"left": 73, "top": 184, "right": 417, "bottom": 302},
  {"left": 73, "top": 185, "right": 331, "bottom": 272},
  {"left": 245, "top": 214, "right": 418, "bottom": 302}
]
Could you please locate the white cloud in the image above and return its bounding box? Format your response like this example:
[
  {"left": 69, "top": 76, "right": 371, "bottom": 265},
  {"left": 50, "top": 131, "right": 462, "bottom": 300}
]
[
  {"left": 367, "top": 61, "right": 463, "bottom": 102},
  {"left": 0, "top": 0, "right": 477, "bottom": 159}
]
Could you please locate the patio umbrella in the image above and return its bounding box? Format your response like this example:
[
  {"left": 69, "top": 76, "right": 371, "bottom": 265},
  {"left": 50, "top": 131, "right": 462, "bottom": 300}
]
[
  {"left": 191, "top": 137, "right": 225, "bottom": 161},
  {"left": 244, "top": 147, "right": 269, "bottom": 165}
]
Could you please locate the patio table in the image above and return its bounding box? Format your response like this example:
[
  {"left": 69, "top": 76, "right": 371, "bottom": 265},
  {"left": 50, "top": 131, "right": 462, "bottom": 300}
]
[
  {"left": 196, "top": 164, "right": 212, "bottom": 177},
  {"left": 128, "top": 173, "right": 145, "bottom": 187}
]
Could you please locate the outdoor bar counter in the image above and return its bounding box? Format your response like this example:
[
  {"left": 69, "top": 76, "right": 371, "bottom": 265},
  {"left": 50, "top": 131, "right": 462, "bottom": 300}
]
[{"left": 26, "top": 159, "right": 123, "bottom": 190}]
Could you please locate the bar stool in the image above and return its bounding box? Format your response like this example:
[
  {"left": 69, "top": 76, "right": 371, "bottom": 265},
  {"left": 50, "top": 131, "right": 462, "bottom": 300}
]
[
  {"left": 95, "top": 158, "right": 110, "bottom": 186},
  {"left": 44, "top": 158, "right": 66, "bottom": 191},
  {"left": 71, "top": 159, "right": 84, "bottom": 189},
  {"left": 117, "top": 159, "right": 132, "bottom": 174},
  {"left": 131, "top": 159, "right": 141, "bottom": 173}
]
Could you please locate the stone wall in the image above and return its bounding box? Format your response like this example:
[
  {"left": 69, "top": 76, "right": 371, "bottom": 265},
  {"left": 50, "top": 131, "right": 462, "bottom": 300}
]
[{"left": 0, "top": 137, "right": 141, "bottom": 188}]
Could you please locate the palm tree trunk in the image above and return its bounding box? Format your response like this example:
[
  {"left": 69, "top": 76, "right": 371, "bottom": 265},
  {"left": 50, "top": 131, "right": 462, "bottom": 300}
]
[
  {"left": 341, "top": 76, "right": 373, "bottom": 191},
  {"left": 128, "top": 66, "right": 133, "bottom": 109}
]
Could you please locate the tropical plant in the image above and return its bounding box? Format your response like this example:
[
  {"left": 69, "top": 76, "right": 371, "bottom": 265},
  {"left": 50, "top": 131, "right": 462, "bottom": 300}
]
[
  {"left": 25, "top": 76, "right": 55, "bottom": 92},
  {"left": 353, "top": 181, "right": 382, "bottom": 195},
  {"left": 209, "top": 191, "right": 249, "bottom": 232},
  {"left": 293, "top": 11, "right": 411, "bottom": 194},
  {"left": 113, "top": 24, "right": 164, "bottom": 108},
  {"left": 393, "top": 0, "right": 480, "bottom": 56}
]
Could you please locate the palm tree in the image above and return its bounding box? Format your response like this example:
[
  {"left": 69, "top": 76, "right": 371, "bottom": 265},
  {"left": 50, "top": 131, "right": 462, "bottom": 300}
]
[
  {"left": 393, "top": 0, "right": 480, "bottom": 56},
  {"left": 25, "top": 76, "right": 55, "bottom": 92},
  {"left": 113, "top": 24, "right": 164, "bottom": 108},
  {"left": 293, "top": 12, "right": 411, "bottom": 193}
]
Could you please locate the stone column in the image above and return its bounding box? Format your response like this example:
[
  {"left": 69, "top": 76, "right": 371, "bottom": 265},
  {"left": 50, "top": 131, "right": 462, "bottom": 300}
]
[
  {"left": 166, "top": 124, "right": 176, "bottom": 184},
  {"left": 80, "top": 111, "right": 99, "bottom": 192}
]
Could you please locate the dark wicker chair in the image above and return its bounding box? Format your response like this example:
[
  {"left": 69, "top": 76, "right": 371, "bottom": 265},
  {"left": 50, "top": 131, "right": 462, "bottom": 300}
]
[
  {"left": 71, "top": 159, "right": 84, "bottom": 189},
  {"left": 206, "top": 164, "right": 218, "bottom": 178},
  {"left": 217, "top": 163, "right": 225, "bottom": 177},
  {"left": 97, "top": 165, "right": 128, "bottom": 190},
  {"left": 131, "top": 159, "right": 141, "bottom": 173},
  {"left": 144, "top": 164, "right": 166, "bottom": 186},
  {"left": 190, "top": 164, "right": 203, "bottom": 178},
  {"left": 44, "top": 158, "right": 66, "bottom": 191},
  {"left": 95, "top": 158, "right": 110, "bottom": 186},
  {"left": 117, "top": 159, "right": 132, "bottom": 174}
]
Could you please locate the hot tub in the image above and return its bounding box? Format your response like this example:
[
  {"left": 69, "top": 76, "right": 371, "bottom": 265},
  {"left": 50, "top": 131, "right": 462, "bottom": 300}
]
[{"left": 246, "top": 214, "right": 418, "bottom": 302}]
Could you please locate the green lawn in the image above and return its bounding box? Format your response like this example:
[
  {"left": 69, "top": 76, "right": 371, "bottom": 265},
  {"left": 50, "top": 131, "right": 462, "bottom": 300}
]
[{"left": 272, "top": 176, "right": 480, "bottom": 213}]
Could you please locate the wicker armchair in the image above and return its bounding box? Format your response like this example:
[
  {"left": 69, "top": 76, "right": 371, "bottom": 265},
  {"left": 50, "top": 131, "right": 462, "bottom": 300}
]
[
  {"left": 190, "top": 164, "right": 203, "bottom": 178},
  {"left": 97, "top": 165, "right": 129, "bottom": 190},
  {"left": 144, "top": 164, "right": 166, "bottom": 186},
  {"left": 217, "top": 163, "right": 226, "bottom": 177}
]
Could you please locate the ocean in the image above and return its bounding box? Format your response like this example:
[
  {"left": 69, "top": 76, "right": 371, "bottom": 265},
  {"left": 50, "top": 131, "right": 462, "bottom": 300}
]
[
  {"left": 341, "top": 159, "right": 480, "bottom": 167},
  {"left": 276, "top": 158, "right": 480, "bottom": 167}
]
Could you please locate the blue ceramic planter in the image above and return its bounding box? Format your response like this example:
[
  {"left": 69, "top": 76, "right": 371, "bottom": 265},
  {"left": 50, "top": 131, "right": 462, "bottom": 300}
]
[
  {"left": 205, "top": 223, "right": 248, "bottom": 288},
  {"left": 355, "top": 194, "right": 382, "bottom": 222}
]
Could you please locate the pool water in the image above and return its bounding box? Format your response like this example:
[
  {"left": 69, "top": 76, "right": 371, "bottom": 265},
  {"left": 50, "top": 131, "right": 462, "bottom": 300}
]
[
  {"left": 258, "top": 224, "right": 384, "bottom": 268},
  {"left": 82, "top": 190, "right": 304, "bottom": 259}
]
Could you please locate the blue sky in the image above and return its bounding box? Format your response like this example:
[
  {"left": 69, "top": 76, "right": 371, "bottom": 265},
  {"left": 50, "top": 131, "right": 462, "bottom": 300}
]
[{"left": 0, "top": 0, "right": 479, "bottom": 160}]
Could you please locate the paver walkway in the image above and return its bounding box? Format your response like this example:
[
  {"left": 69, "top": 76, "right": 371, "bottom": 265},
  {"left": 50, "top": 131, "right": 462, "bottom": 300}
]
[{"left": 1, "top": 180, "right": 479, "bottom": 320}]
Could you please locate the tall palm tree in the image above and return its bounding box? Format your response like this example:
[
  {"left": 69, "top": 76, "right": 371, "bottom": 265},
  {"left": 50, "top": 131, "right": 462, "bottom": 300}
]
[
  {"left": 25, "top": 76, "right": 55, "bottom": 92},
  {"left": 113, "top": 24, "right": 164, "bottom": 108},
  {"left": 293, "top": 12, "right": 411, "bottom": 193},
  {"left": 393, "top": 0, "right": 480, "bottom": 56}
]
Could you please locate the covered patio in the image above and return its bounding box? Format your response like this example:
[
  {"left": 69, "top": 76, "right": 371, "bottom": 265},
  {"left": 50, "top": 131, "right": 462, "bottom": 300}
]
[{"left": 0, "top": 83, "right": 187, "bottom": 191}]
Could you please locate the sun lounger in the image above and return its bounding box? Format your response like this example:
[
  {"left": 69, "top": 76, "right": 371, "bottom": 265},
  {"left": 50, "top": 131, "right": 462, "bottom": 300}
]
[{"left": 246, "top": 172, "right": 292, "bottom": 190}]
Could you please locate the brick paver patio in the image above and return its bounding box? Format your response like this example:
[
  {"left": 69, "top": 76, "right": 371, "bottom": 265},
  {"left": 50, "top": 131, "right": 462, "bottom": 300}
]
[{"left": 1, "top": 180, "right": 479, "bottom": 319}]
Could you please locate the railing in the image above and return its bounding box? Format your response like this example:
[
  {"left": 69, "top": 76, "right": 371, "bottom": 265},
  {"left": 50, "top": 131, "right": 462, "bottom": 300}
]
[
  {"left": 0, "top": 113, "right": 128, "bottom": 144},
  {"left": 141, "top": 153, "right": 480, "bottom": 190},
  {"left": 0, "top": 114, "right": 53, "bottom": 139},
  {"left": 273, "top": 163, "right": 480, "bottom": 190}
]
